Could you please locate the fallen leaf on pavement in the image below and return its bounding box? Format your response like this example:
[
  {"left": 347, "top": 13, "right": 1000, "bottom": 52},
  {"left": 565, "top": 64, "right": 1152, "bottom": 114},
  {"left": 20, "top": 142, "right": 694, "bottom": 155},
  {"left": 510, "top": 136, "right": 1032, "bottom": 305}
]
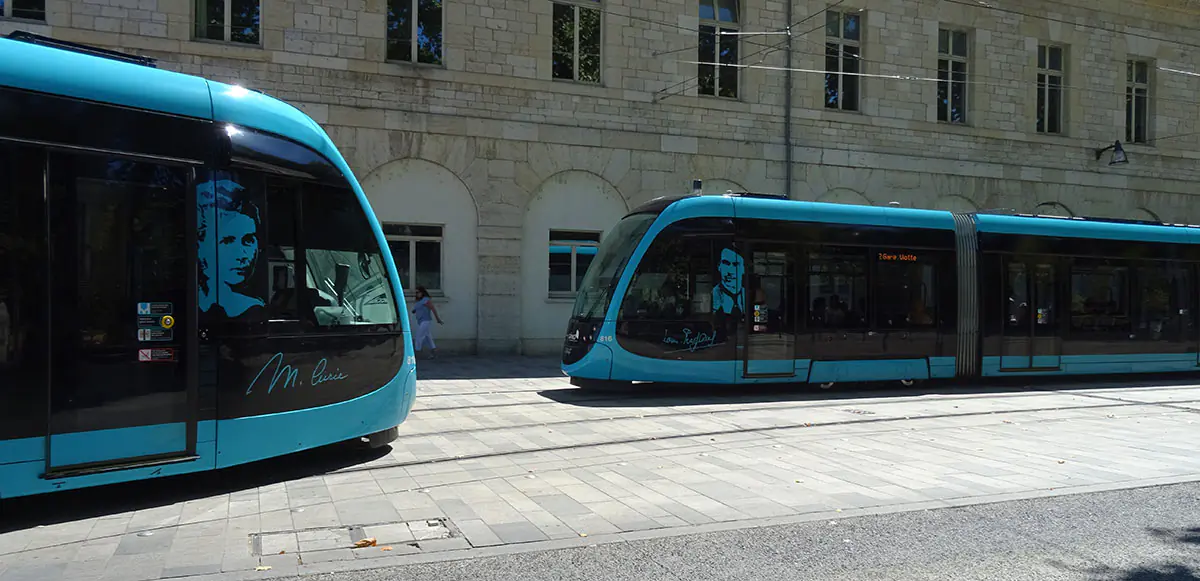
[{"left": 354, "top": 538, "right": 378, "bottom": 548}]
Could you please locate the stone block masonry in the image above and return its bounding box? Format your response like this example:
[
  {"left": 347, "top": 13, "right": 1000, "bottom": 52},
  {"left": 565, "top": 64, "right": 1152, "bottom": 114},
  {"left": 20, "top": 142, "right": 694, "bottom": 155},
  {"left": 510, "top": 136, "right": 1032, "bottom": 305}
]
[{"left": 2, "top": 0, "right": 1198, "bottom": 352}]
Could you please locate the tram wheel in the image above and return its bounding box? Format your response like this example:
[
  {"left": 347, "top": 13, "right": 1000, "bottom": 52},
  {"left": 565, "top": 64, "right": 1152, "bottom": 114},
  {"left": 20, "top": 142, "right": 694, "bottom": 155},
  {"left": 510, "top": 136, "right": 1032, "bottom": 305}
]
[
  {"left": 818, "top": 382, "right": 835, "bottom": 390},
  {"left": 900, "top": 379, "right": 915, "bottom": 387},
  {"left": 361, "top": 426, "right": 399, "bottom": 449}
]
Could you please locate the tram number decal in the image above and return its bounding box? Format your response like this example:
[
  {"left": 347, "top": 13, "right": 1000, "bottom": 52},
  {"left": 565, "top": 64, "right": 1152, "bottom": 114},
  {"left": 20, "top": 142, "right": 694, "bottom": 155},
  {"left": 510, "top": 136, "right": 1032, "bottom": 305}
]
[
  {"left": 246, "top": 352, "right": 350, "bottom": 395},
  {"left": 597, "top": 335, "right": 614, "bottom": 343}
]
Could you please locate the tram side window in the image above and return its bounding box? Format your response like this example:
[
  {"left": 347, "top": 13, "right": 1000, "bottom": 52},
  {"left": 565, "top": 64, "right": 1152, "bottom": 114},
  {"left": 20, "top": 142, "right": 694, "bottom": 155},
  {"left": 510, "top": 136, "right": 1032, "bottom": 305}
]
[
  {"left": 619, "top": 234, "right": 716, "bottom": 323},
  {"left": 616, "top": 220, "right": 737, "bottom": 359},
  {"left": 214, "top": 170, "right": 399, "bottom": 334},
  {"left": 1069, "top": 261, "right": 1131, "bottom": 341},
  {"left": 1134, "top": 263, "right": 1193, "bottom": 343},
  {"left": 264, "top": 177, "right": 301, "bottom": 329},
  {"left": 299, "top": 182, "right": 399, "bottom": 329},
  {"left": 0, "top": 144, "right": 47, "bottom": 441},
  {"left": 874, "top": 254, "right": 937, "bottom": 329},
  {"left": 808, "top": 246, "right": 868, "bottom": 330}
]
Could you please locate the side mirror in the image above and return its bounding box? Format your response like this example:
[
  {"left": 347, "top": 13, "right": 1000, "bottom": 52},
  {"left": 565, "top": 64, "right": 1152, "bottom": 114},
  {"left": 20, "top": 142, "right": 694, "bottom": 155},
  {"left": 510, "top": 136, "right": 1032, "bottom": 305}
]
[{"left": 358, "top": 252, "right": 372, "bottom": 278}]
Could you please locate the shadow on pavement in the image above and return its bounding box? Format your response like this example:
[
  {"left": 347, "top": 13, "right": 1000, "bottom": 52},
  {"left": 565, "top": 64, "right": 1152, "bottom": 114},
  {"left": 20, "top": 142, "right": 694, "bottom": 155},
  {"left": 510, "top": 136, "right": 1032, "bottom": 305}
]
[
  {"left": 415, "top": 355, "right": 563, "bottom": 379},
  {"left": 538, "top": 373, "right": 1200, "bottom": 408},
  {"left": 0, "top": 439, "right": 391, "bottom": 534},
  {"left": 1085, "top": 526, "right": 1200, "bottom": 580}
]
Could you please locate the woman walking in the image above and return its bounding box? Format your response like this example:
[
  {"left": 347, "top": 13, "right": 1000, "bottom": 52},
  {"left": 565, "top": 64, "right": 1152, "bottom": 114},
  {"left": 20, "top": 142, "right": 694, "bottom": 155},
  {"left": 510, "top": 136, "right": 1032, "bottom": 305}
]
[{"left": 411, "top": 286, "right": 444, "bottom": 358}]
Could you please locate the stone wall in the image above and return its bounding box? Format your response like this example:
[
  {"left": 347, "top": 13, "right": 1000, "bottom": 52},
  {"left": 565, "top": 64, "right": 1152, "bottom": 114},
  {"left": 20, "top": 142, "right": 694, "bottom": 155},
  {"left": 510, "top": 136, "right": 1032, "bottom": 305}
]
[{"left": 3, "top": 0, "right": 1199, "bottom": 353}]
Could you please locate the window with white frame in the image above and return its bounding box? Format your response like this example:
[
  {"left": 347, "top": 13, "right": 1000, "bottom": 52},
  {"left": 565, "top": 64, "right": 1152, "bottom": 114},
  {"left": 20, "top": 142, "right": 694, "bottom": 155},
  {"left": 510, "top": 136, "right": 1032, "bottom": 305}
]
[
  {"left": 549, "top": 230, "right": 600, "bottom": 295},
  {"left": 383, "top": 224, "right": 443, "bottom": 293},
  {"left": 698, "top": 0, "right": 739, "bottom": 98},
  {"left": 552, "top": 0, "right": 602, "bottom": 83},
  {"left": 1126, "top": 59, "right": 1150, "bottom": 144},
  {"left": 2, "top": 0, "right": 45, "bottom": 20},
  {"left": 387, "top": 0, "right": 443, "bottom": 65},
  {"left": 195, "top": 0, "right": 261, "bottom": 44},
  {"left": 1036, "top": 44, "right": 1065, "bottom": 134},
  {"left": 937, "top": 28, "right": 968, "bottom": 124},
  {"left": 824, "top": 9, "right": 861, "bottom": 111}
]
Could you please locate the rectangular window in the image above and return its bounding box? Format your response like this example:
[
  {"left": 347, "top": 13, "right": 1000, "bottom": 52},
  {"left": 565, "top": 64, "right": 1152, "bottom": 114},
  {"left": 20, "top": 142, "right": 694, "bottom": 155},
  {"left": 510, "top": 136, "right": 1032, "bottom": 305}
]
[
  {"left": 808, "top": 246, "right": 868, "bottom": 329},
  {"left": 552, "top": 1, "right": 602, "bottom": 83},
  {"left": 1069, "top": 262, "right": 1130, "bottom": 340},
  {"left": 387, "top": 0, "right": 443, "bottom": 65},
  {"left": 824, "top": 9, "right": 861, "bottom": 111},
  {"left": 874, "top": 256, "right": 937, "bottom": 329},
  {"left": 1036, "top": 44, "right": 1065, "bottom": 134},
  {"left": 549, "top": 230, "right": 601, "bottom": 295},
  {"left": 698, "top": 0, "right": 739, "bottom": 98},
  {"left": 2, "top": 0, "right": 45, "bottom": 20},
  {"left": 1134, "top": 263, "right": 1192, "bottom": 343},
  {"left": 383, "top": 224, "right": 443, "bottom": 294},
  {"left": 937, "top": 28, "right": 968, "bottom": 124},
  {"left": 194, "top": 0, "right": 260, "bottom": 44},
  {"left": 1126, "top": 59, "right": 1150, "bottom": 144}
]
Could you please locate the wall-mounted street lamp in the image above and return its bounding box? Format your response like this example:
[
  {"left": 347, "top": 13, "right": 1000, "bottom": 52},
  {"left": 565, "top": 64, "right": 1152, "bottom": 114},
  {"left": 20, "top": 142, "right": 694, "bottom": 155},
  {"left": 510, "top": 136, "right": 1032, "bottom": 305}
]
[{"left": 1094, "top": 140, "right": 1129, "bottom": 165}]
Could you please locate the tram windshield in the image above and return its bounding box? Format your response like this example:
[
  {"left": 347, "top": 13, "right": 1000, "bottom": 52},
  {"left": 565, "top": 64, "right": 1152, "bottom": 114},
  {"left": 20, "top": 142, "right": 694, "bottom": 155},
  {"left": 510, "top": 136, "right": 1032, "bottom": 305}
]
[{"left": 570, "top": 213, "right": 658, "bottom": 321}]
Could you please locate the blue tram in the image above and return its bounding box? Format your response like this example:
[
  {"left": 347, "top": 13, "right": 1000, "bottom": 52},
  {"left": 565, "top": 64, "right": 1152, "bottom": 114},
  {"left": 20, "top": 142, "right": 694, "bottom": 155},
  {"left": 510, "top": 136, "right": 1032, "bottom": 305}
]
[
  {"left": 0, "top": 33, "right": 416, "bottom": 498},
  {"left": 562, "top": 192, "right": 1200, "bottom": 387}
]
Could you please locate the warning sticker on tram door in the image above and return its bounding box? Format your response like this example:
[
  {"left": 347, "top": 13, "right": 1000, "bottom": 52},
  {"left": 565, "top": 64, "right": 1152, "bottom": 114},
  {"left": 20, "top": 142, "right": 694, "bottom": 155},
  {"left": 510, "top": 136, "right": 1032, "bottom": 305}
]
[
  {"left": 136, "top": 302, "right": 175, "bottom": 342},
  {"left": 137, "top": 302, "right": 173, "bottom": 316},
  {"left": 137, "top": 348, "right": 176, "bottom": 362},
  {"left": 137, "top": 328, "right": 173, "bottom": 342}
]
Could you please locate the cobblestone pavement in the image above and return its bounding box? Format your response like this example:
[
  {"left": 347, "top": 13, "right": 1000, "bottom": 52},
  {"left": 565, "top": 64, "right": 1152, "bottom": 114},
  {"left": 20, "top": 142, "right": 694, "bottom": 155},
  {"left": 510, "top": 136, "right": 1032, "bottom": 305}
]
[{"left": 3, "top": 356, "right": 1200, "bottom": 581}]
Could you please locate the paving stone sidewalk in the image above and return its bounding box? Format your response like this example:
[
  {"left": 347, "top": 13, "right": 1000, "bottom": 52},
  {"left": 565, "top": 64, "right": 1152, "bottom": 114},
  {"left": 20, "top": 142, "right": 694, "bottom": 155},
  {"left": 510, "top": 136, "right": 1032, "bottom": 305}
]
[{"left": 2, "top": 357, "right": 1200, "bottom": 581}]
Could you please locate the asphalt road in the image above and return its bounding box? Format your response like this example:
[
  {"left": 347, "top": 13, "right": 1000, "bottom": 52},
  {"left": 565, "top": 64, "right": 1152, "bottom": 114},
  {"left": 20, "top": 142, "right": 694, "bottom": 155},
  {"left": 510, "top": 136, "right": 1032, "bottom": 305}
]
[{"left": 286, "top": 481, "right": 1200, "bottom": 581}]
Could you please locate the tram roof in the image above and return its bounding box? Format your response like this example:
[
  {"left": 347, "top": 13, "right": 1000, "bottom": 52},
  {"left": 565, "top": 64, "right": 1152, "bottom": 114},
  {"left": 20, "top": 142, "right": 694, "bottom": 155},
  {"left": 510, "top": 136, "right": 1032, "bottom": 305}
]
[
  {"left": 0, "top": 32, "right": 342, "bottom": 170},
  {"left": 634, "top": 193, "right": 1200, "bottom": 245}
]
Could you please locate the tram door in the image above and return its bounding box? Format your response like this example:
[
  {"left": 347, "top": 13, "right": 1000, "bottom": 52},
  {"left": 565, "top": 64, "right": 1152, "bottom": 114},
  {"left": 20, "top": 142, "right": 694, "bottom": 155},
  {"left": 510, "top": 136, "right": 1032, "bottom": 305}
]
[
  {"left": 742, "top": 243, "right": 798, "bottom": 378},
  {"left": 44, "top": 152, "right": 198, "bottom": 475},
  {"left": 1000, "top": 258, "right": 1062, "bottom": 370}
]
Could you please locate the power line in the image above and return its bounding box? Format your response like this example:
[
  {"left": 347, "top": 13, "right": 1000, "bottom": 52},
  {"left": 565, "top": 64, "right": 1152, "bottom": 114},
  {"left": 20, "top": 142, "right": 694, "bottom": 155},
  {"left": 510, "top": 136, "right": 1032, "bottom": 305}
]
[
  {"left": 654, "top": 36, "right": 791, "bottom": 102},
  {"left": 673, "top": 58, "right": 1200, "bottom": 111},
  {"left": 940, "top": 0, "right": 1200, "bottom": 52},
  {"left": 650, "top": 0, "right": 849, "bottom": 101},
  {"left": 764, "top": 44, "right": 1200, "bottom": 109}
]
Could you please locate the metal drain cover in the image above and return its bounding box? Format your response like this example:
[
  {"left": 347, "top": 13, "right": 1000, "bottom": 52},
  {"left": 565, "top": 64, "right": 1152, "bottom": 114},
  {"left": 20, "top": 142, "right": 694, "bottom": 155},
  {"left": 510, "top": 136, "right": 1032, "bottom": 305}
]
[{"left": 250, "top": 518, "right": 454, "bottom": 556}]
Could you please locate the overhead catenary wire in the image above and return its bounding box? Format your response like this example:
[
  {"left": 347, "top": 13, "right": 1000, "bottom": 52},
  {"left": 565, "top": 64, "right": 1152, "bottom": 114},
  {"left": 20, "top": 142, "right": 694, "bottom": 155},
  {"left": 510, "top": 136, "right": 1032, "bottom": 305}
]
[
  {"left": 672, "top": 58, "right": 1200, "bottom": 112},
  {"left": 650, "top": 0, "right": 851, "bottom": 100},
  {"left": 753, "top": 43, "right": 1200, "bottom": 110},
  {"left": 939, "top": 0, "right": 1200, "bottom": 52},
  {"left": 643, "top": 0, "right": 1199, "bottom": 107}
]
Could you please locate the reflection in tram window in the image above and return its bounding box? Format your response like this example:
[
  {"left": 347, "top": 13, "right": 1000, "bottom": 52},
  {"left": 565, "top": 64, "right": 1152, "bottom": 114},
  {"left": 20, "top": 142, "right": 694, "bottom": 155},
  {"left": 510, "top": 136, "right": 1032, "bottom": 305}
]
[
  {"left": 1134, "top": 264, "right": 1193, "bottom": 342},
  {"left": 807, "top": 246, "right": 867, "bottom": 329},
  {"left": 265, "top": 178, "right": 300, "bottom": 327},
  {"left": 615, "top": 219, "right": 735, "bottom": 360},
  {"left": 1069, "top": 262, "right": 1130, "bottom": 340},
  {"left": 301, "top": 183, "right": 399, "bottom": 329},
  {"left": 876, "top": 259, "right": 936, "bottom": 329}
]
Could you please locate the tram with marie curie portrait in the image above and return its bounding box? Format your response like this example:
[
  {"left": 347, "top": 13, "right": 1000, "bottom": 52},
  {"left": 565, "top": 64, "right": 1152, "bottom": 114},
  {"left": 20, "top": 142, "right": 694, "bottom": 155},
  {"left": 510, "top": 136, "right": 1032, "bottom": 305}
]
[
  {"left": 562, "top": 190, "right": 1200, "bottom": 387},
  {"left": 0, "top": 32, "right": 416, "bottom": 498}
]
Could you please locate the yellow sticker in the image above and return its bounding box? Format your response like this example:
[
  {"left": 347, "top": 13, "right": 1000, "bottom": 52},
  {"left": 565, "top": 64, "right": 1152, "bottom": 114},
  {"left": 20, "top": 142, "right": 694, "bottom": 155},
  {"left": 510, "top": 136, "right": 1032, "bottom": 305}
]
[{"left": 160, "top": 315, "right": 175, "bottom": 329}]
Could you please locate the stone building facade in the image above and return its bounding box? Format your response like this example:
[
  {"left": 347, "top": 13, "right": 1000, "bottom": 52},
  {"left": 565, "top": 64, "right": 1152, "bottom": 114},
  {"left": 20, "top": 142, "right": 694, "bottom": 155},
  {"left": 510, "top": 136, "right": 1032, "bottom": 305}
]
[{"left": 4, "top": 0, "right": 1199, "bottom": 354}]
